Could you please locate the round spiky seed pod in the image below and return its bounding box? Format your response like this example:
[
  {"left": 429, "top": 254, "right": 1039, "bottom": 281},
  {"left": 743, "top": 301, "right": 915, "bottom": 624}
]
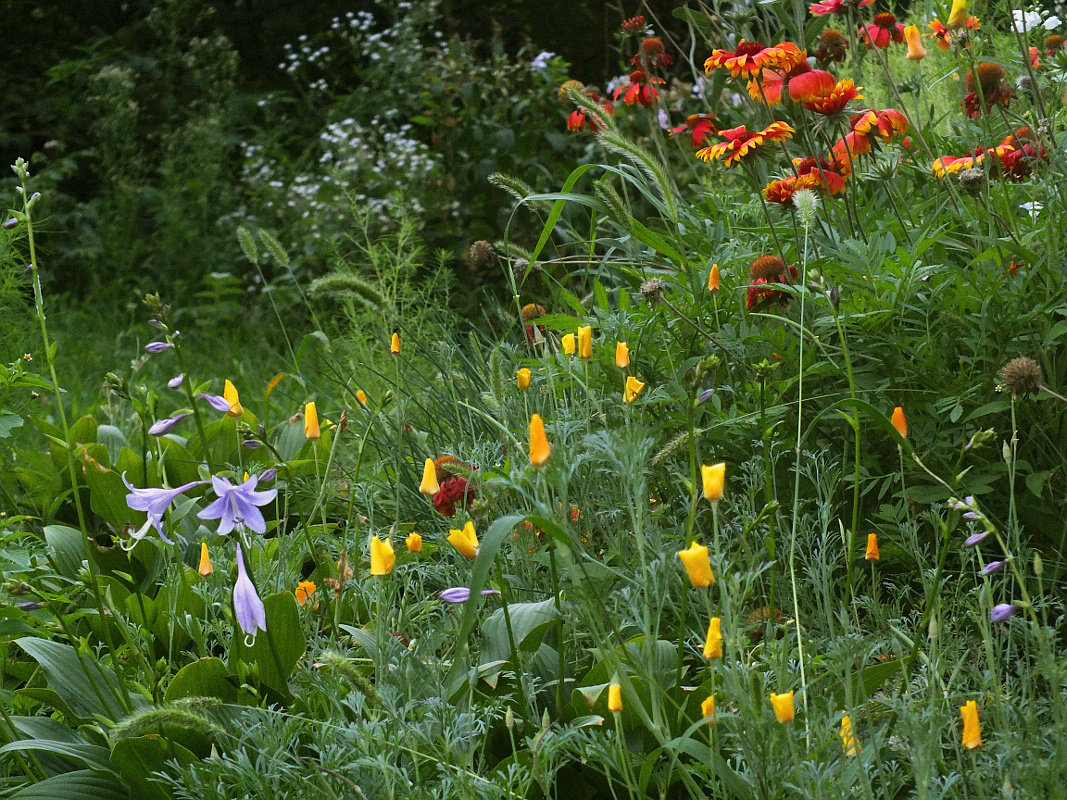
[
  {"left": 641, "top": 277, "right": 664, "bottom": 305},
  {"left": 958, "top": 167, "right": 985, "bottom": 196},
  {"left": 998, "top": 356, "right": 1041, "bottom": 396},
  {"left": 469, "top": 240, "right": 494, "bottom": 270}
]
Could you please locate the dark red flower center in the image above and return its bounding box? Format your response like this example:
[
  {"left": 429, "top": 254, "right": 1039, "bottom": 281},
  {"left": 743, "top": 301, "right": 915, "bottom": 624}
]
[
  {"left": 735, "top": 40, "right": 768, "bottom": 56},
  {"left": 873, "top": 13, "right": 898, "bottom": 28}
]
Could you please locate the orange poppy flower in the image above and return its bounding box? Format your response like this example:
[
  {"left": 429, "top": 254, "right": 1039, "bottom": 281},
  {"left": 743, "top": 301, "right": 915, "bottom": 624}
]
[{"left": 696, "top": 121, "right": 795, "bottom": 167}]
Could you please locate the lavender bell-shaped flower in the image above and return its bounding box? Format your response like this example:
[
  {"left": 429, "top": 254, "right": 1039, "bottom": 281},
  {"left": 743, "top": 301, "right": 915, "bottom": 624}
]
[
  {"left": 198, "top": 473, "right": 278, "bottom": 535},
  {"left": 233, "top": 542, "right": 267, "bottom": 645},
  {"left": 122, "top": 473, "right": 204, "bottom": 548}
]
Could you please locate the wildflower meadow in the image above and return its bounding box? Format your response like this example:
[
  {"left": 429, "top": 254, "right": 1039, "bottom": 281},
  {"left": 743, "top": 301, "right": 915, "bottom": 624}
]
[{"left": 1, "top": 1, "right": 1066, "bottom": 797}]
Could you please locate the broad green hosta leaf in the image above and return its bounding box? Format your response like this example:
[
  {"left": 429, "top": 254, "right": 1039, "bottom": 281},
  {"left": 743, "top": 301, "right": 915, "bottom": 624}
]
[
  {"left": 44, "top": 524, "right": 85, "bottom": 579},
  {"left": 230, "top": 591, "right": 305, "bottom": 698},
  {"left": 164, "top": 657, "right": 241, "bottom": 704},
  {"left": 110, "top": 736, "right": 197, "bottom": 800},
  {"left": 15, "top": 637, "right": 129, "bottom": 721},
  {"left": 8, "top": 769, "right": 128, "bottom": 800}
]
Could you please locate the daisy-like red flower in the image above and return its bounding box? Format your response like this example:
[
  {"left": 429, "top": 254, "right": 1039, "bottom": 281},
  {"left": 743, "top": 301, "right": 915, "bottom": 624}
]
[
  {"left": 430, "top": 456, "right": 476, "bottom": 516},
  {"left": 963, "top": 62, "right": 1013, "bottom": 118},
  {"left": 613, "top": 69, "right": 665, "bottom": 107},
  {"left": 671, "top": 114, "right": 719, "bottom": 147},
  {"left": 803, "top": 78, "right": 863, "bottom": 113},
  {"left": 832, "top": 130, "right": 873, "bottom": 173},
  {"left": 567, "top": 93, "right": 615, "bottom": 132},
  {"left": 696, "top": 121, "right": 795, "bottom": 167},
  {"left": 793, "top": 156, "right": 848, "bottom": 194},
  {"left": 747, "top": 255, "right": 798, "bottom": 310},
  {"left": 999, "top": 127, "right": 1048, "bottom": 180},
  {"left": 861, "top": 13, "right": 906, "bottom": 48},
  {"left": 745, "top": 44, "right": 807, "bottom": 104},
  {"left": 815, "top": 29, "right": 849, "bottom": 63},
  {"left": 705, "top": 40, "right": 803, "bottom": 79},
  {"left": 764, "top": 173, "right": 821, "bottom": 204},
  {"left": 930, "top": 143, "right": 1017, "bottom": 178},
  {"left": 809, "top": 0, "right": 873, "bottom": 15},
  {"left": 1045, "top": 34, "right": 1065, "bottom": 53},
  {"left": 621, "top": 15, "right": 646, "bottom": 32},
  {"left": 851, "top": 108, "right": 908, "bottom": 142},
  {"left": 631, "top": 37, "right": 674, "bottom": 69}
]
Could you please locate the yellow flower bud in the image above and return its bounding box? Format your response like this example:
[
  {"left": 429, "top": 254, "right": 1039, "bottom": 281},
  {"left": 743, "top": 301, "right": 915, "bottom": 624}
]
[
  {"left": 517, "top": 368, "right": 532, "bottom": 390},
  {"left": 369, "top": 536, "right": 395, "bottom": 576},
  {"left": 770, "top": 691, "right": 795, "bottom": 723},
  {"left": 390, "top": 333, "right": 401, "bottom": 354},
  {"left": 607, "top": 683, "right": 623, "bottom": 713},
  {"left": 701, "top": 462, "right": 726, "bottom": 503},
  {"left": 904, "top": 25, "right": 927, "bottom": 60},
  {"left": 447, "top": 520, "right": 479, "bottom": 559},
  {"left": 677, "top": 541, "right": 714, "bottom": 587},
  {"left": 223, "top": 379, "right": 243, "bottom": 417},
  {"left": 529, "top": 414, "right": 551, "bottom": 466},
  {"left": 197, "top": 542, "right": 213, "bottom": 577},
  {"left": 419, "top": 457, "right": 440, "bottom": 495},
  {"left": 623, "top": 375, "right": 646, "bottom": 403},
  {"left": 703, "top": 617, "right": 723, "bottom": 659},
  {"left": 577, "top": 325, "right": 593, "bottom": 359},
  {"left": 405, "top": 532, "right": 423, "bottom": 553},
  {"left": 304, "top": 401, "right": 320, "bottom": 440},
  {"left": 561, "top": 333, "right": 575, "bottom": 356},
  {"left": 615, "top": 341, "right": 630, "bottom": 369},
  {"left": 960, "top": 700, "right": 981, "bottom": 749}
]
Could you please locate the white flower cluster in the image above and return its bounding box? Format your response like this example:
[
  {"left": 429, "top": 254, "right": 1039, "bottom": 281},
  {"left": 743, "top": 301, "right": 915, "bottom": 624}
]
[{"left": 1011, "top": 8, "right": 1062, "bottom": 31}]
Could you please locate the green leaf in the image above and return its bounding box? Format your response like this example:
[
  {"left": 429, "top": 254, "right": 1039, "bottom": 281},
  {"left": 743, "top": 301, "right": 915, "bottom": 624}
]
[
  {"left": 525, "top": 164, "right": 597, "bottom": 267},
  {"left": 109, "top": 735, "right": 197, "bottom": 800},
  {"left": 44, "top": 524, "right": 85, "bottom": 578},
  {"left": 231, "top": 591, "right": 305, "bottom": 697},
  {"left": 16, "top": 637, "right": 127, "bottom": 721},
  {"left": 444, "top": 514, "right": 524, "bottom": 697},
  {"left": 0, "top": 740, "right": 112, "bottom": 772},
  {"left": 85, "top": 467, "right": 133, "bottom": 533},
  {"left": 164, "top": 657, "right": 240, "bottom": 704},
  {"left": 96, "top": 425, "right": 129, "bottom": 465},
  {"left": 0, "top": 412, "right": 24, "bottom": 438},
  {"left": 480, "top": 597, "right": 558, "bottom": 673},
  {"left": 9, "top": 769, "right": 129, "bottom": 800}
]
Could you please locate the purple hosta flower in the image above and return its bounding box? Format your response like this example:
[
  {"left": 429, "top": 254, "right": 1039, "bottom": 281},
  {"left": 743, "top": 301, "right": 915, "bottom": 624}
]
[
  {"left": 697, "top": 388, "right": 716, "bottom": 404},
  {"left": 990, "top": 603, "right": 1018, "bottom": 623},
  {"left": 439, "top": 587, "right": 502, "bottom": 604},
  {"left": 17, "top": 601, "right": 42, "bottom": 611},
  {"left": 259, "top": 468, "right": 277, "bottom": 483},
  {"left": 241, "top": 439, "right": 263, "bottom": 449},
  {"left": 145, "top": 341, "right": 173, "bottom": 353},
  {"left": 167, "top": 374, "right": 185, "bottom": 389},
  {"left": 964, "top": 530, "right": 991, "bottom": 548},
  {"left": 233, "top": 542, "right": 266, "bottom": 645},
  {"left": 122, "top": 473, "right": 205, "bottom": 548},
  {"left": 197, "top": 473, "right": 278, "bottom": 535},
  {"left": 962, "top": 511, "right": 980, "bottom": 521},
  {"left": 980, "top": 560, "right": 1007, "bottom": 576},
  {"left": 148, "top": 413, "right": 190, "bottom": 436},
  {"left": 198, "top": 393, "right": 232, "bottom": 413},
  {"left": 948, "top": 496, "right": 976, "bottom": 512}
]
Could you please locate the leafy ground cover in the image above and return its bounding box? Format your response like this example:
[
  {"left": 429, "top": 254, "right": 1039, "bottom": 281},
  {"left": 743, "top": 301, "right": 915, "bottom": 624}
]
[{"left": 1, "top": 1, "right": 1067, "bottom": 798}]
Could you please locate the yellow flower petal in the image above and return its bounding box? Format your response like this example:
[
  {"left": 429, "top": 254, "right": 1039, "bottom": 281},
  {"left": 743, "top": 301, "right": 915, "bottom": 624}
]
[
  {"left": 677, "top": 541, "right": 714, "bottom": 588},
  {"left": 197, "top": 542, "right": 213, "bottom": 577},
  {"left": 529, "top": 414, "right": 551, "bottom": 466},
  {"left": 224, "top": 379, "right": 243, "bottom": 417},
  {"left": 405, "top": 532, "right": 422, "bottom": 553},
  {"left": 517, "top": 368, "right": 532, "bottom": 390},
  {"left": 770, "top": 691, "right": 795, "bottom": 723},
  {"left": 607, "top": 683, "right": 623, "bottom": 713},
  {"left": 615, "top": 341, "right": 630, "bottom": 369},
  {"left": 304, "top": 401, "right": 320, "bottom": 440},
  {"left": 703, "top": 617, "right": 723, "bottom": 659},
  {"left": 390, "top": 333, "right": 401, "bottom": 354},
  {"left": 447, "top": 520, "right": 479, "bottom": 559},
  {"left": 561, "top": 333, "right": 575, "bottom": 356},
  {"left": 960, "top": 700, "right": 981, "bottom": 749},
  {"left": 623, "top": 375, "right": 646, "bottom": 403},
  {"left": 577, "top": 325, "right": 593, "bottom": 359},
  {"left": 701, "top": 462, "right": 726, "bottom": 503},
  {"left": 369, "top": 536, "right": 395, "bottom": 576},
  {"left": 419, "top": 457, "right": 440, "bottom": 495}
]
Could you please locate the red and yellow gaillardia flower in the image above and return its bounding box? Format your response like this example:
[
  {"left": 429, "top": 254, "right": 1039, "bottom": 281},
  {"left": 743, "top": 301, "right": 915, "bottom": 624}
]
[
  {"left": 696, "top": 122, "right": 795, "bottom": 167},
  {"left": 851, "top": 108, "right": 909, "bottom": 142},
  {"left": 567, "top": 93, "right": 615, "bottom": 132},
  {"left": 815, "top": 29, "right": 849, "bottom": 63},
  {"left": 999, "top": 127, "right": 1048, "bottom": 180},
  {"left": 963, "top": 62, "right": 1014, "bottom": 118},
  {"left": 831, "top": 130, "right": 873, "bottom": 173},
  {"left": 671, "top": 114, "right": 718, "bottom": 147},
  {"left": 631, "top": 37, "right": 674, "bottom": 69},
  {"left": 861, "top": 13, "right": 906, "bottom": 48},
  {"left": 613, "top": 69, "right": 666, "bottom": 107},
  {"left": 747, "top": 255, "right": 798, "bottom": 310},
  {"left": 705, "top": 40, "right": 803, "bottom": 79},
  {"left": 803, "top": 78, "right": 863, "bottom": 114},
  {"left": 809, "top": 0, "right": 872, "bottom": 15}
]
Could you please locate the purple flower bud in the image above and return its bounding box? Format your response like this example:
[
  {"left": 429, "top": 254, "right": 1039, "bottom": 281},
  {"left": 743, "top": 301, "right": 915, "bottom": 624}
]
[
  {"left": 259, "top": 468, "right": 277, "bottom": 482},
  {"left": 962, "top": 511, "right": 980, "bottom": 521},
  {"left": 17, "top": 601, "right": 42, "bottom": 611},
  {"left": 439, "top": 587, "right": 502, "bottom": 604},
  {"left": 171, "top": 330, "right": 181, "bottom": 340},
  {"left": 145, "top": 341, "right": 173, "bottom": 353},
  {"left": 168, "top": 374, "right": 185, "bottom": 389},
  {"left": 241, "top": 439, "right": 263, "bottom": 449},
  {"left": 990, "top": 603, "right": 1017, "bottom": 622},
  {"left": 148, "top": 413, "right": 190, "bottom": 436},
  {"left": 980, "top": 560, "right": 1007, "bottom": 576},
  {"left": 3, "top": 218, "right": 18, "bottom": 229},
  {"left": 964, "top": 531, "right": 991, "bottom": 548},
  {"left": 148, "top": 319, "right": 166, "bottom": 330},
  {"left": 199, "top": 393, "right": 232, "bottom": 413},
  {"left": 697, "top": 388, "right": 715, "bottom": 404}
]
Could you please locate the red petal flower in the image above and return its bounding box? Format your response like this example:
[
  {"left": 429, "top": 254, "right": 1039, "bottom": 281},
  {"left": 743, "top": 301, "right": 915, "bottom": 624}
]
[{"left": 696, "top": 121, "right": 795, "bottom": 167}]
